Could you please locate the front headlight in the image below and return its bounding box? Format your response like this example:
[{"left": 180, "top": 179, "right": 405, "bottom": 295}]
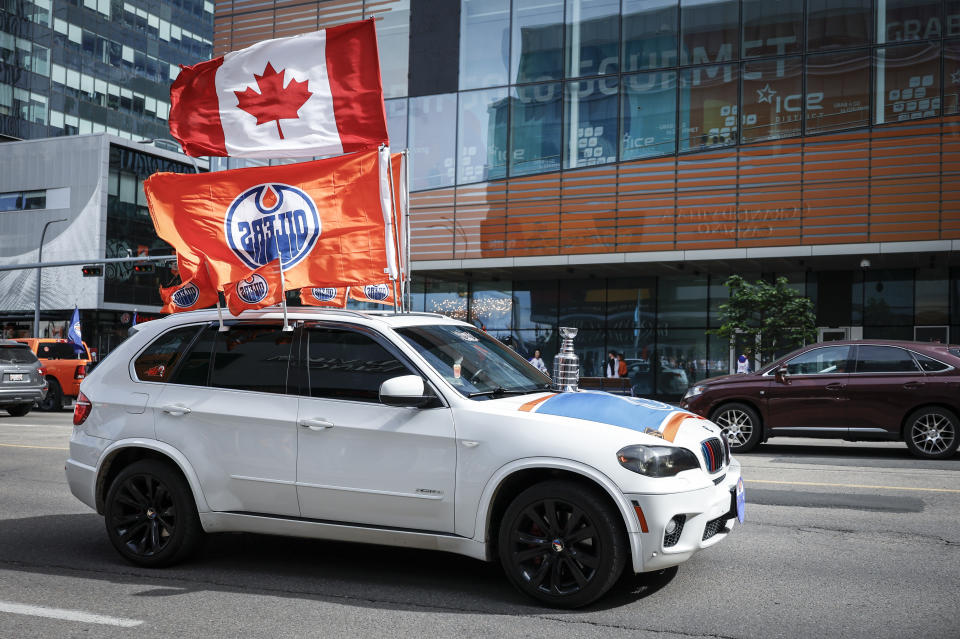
[
  {"left": 683, "top": 384, "right": 706, "bottom": 400},
  {"left": 617, "top": 445, "right": 701, "bottom": 477}
]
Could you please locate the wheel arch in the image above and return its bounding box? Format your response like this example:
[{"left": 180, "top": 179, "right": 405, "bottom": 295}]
[
  {"left": 476, "top": 458, "right": 639, "bottom": 567},
  {"left": 710, "top": 398, "right": 765, "bottom": 433},
  {"left": 95, "top": 440, "right": 210, "bottom": 515}
]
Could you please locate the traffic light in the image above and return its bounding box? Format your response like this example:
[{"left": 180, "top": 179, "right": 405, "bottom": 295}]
[
  {"left": 81, "top": 264, "right": 103, "bottom": 277},
  {"left": 133, "top": 262, "right": 155, "bottom": 274}
]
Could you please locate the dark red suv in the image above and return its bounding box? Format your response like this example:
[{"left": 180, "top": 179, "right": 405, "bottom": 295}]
[{"left": 680, "top": 340, "right": 960, "bottom": 459}]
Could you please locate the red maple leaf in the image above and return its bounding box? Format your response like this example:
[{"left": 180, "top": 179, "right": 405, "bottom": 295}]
[{"left": 234, "top": 62, "right": 313, "bottom": 140}]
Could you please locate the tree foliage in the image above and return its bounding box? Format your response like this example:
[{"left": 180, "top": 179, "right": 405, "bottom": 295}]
[{"left": 708, "top": 275, "right": 816, "bottom": 367}]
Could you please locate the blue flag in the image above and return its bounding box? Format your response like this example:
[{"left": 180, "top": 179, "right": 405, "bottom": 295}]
[
  {"left": 132, "top": 310, "right": 137, "bottom": 327},
  {"left": 67, "top": 306, "right": 84, "bottom": 353}
]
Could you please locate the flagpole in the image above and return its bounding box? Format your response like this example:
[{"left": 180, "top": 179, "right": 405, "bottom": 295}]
[
  {"left": 216, "top": 298, "right": 228, "bottom": 332},
  {"left": 273, "top": 221, "right": 292, "bottom": 332},
  {"left": 402, "top": 150, "right": 411, "bottom": 312},
  {"left": 386, "top": 148, "right": 403, "bottom": 315}
]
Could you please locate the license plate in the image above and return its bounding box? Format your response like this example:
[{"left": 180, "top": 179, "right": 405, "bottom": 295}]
[
  {"left": 7, "top": 373, "right": 24, "bottom": 382},
  {"left": 735, "top": 477, "right": 746, "bottom": 523}
]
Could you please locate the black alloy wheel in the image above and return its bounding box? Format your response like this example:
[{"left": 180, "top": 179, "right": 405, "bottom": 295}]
[
  {"left": 6, "top": 404, "right": 31, "bottom": 417},
  {"left": 904, "top": 407, "right": 959, "bottom": 460},
  {"left": 104, "top": 460, "right": 202, "bottom": 567},
  {"left": 712, "top": 402, "right": 763, "bottom": 453},
  {"left": 39, "top": 378, "right": 62, "bottom": 412},
  {"left": 498, "top": 480, "right": 626, "bottom": 608}
]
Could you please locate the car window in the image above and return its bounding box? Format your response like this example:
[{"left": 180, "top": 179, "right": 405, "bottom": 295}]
[
  {"left": 209, "top": 325, "right": 294, "bottom": 394},
  {"left": 0, "top": 345, "right": 37, "bottom": 365},
  {"left": 37, "top": 342, "right": 86, "bottom": 359},
  {"left": 172, "top": 326, "right": 216, "bottom": 387},
  {"left": 854, "top": 345, "right": 919, "bottom": 373},
  {"left": 784, "top": 345, "right": 850, "bottom": 375},
  {"left": 912, "top": 352, "right": 951, "bottom": 373},
  {"left": 304, "top": 328, "right": 409, "bottom": 402},
  {"left": 134, "top": 325, "right": 203, "bottom": 382}
]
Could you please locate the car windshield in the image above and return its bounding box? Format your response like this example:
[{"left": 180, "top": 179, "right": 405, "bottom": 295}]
[
  {"left": 0, "top": 346, "right": 38, "bottom": 365},
  {"left": 396, "top": 324, "right": 551, "bottom": 399}
]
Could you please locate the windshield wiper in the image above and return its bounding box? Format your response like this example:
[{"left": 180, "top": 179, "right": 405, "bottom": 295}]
[{"left": 468, "top": 385, "right": 550, "bottom": 398}]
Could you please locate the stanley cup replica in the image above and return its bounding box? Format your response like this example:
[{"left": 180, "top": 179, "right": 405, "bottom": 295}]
[{"left": 553, "top": 327, "right": 580, "bottom": 392}]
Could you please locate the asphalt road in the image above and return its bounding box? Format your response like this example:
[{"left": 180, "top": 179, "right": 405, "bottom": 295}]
[{"left": 0, "top": 411, "right": 958, "bottom": 639}]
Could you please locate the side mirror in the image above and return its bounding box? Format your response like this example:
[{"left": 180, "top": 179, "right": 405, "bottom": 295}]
[
  {"left": 379, "top": 375, "right": 439, "bottom": 408},
  {"left": 775, "top": 365, "right": 790, "bottom": 384}
]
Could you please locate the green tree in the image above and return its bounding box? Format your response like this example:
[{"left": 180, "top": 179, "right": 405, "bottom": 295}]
[{"left": 709, "top": 275, "right": 816, "bottom": 367}]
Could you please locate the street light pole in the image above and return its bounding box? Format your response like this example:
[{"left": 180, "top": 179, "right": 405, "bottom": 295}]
[{"left": 33, "top": 217, "right": 69, "bottom": 337}]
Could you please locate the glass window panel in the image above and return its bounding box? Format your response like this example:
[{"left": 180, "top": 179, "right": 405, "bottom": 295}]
[
  {"left": 565, "top": 329, "right": 606, "bottom": 377},
  {"left": 879, "top": 0, "right": 941, "bottom": 44},
  {"left": 460, "top": 0, "right": 511, "bottom": 90},
  {"left": 950, "top": 2, "right": 960, "bottom": 37},
  {"left": 408, "top": 93, "right": 456, "bottom": 191},
  {"left": 134, "top": 325, "right": 201, "bottom": 382},
  {"left": 385, "top": 98, "right": 407, "bottom": 150},
  {"left": 607, "top": 278, "right": 656, "bottom": 330},
  {"left": 512, "top": 0, "right": 564, "bottom": 84},
  {"left": 679, "top": 0, "right": 738, "bottom": 66},
  {"left": 512, "top": 329, "right": 559, "bottom": 371},
  {"left": 916, "top": 269, "right": 948, "bottom": 325},
  {"left": 806, "top": 51, "right": 870, "bottom": 134},
  {"left": 607, "top": 328, "right": 656, "bottom": 395},
  {"left": 875, "top": 43, "right": 941, "bottom": 124},
  {"left": 947, "top": 41, "right": 960, "bottom": 115},
  {"left": 784, "top": 345, "right": 850, "bottom": 375},
  {"left": 655, "top": 328, "right": 705, "bottom": 395},
  {"left": 564, "top": 77, "right": 618, "bottom": 168},
  {"left": 743, "top": 0, "right": 802, "bottom": 58},
  {"left": 458, "top": 87, "right": 509, "bottom": 184},
  {"left": 510, "top": 82, "right": 562, "bottom": 176},
  {"left": 424, "top": 279, "right": 468, "bottom": 320},
  {"left": 914, "top": 352, "right": 950, "bottom": 371},
  {"left": 658, "top": 275, "right": 707, "bottom": 328},
  {"left": 622, "top": 0, "right": 678, "bottom": 72},
  {"left": 741, "top": 56, "right": 803, "bottom": 143},
  {"left": 513, "top": 280, "right": 557, "bottom": 331},
  {"left": 373, "top": 0, "right": 409, "bottom": 98},
  {"left": 621, "top": 71, "right": 677, "bottom": 159},
  {"left": 862, "top": 326, "right": 914, "bottom": 340},
  {"left": 808, "top": 0, "right": 872, "bottom": 51},
  {"left": 565, "top": 0, "right": 619, "bottom": 78},
  {"left": 854, "top": 345, "right": 919, "bottom": 373},
  {"left": 305, "top": 328, "right": 409, "bottom": 402},
  {"left": 470, "top": 281, "right": 513, "bottom": 331},
  {"left": 171, "top": 326, "right": 214, "bottom": 386},
  {"left": 679, "top": 64, "right": 738, "bottom": 152},
  {"left": 557, "top": 279, "right": 606, "bottom": 329},
  {"left": 864, "top": 269, "right": 913, "bottom": 326}
]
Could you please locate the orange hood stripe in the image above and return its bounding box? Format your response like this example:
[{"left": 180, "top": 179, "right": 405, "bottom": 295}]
[
  {"left": 660, "top": 411, "right": 690, "bottom": 442},
  {"left": 519, "top": 393, "right": 557, "bottom": 412}
]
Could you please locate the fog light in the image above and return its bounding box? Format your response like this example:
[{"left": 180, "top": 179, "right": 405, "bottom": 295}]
[{"left": 665, "top": 519, "right": 678, "bottom": 535}]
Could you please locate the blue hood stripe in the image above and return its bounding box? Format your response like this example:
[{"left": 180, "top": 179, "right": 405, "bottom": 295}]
[{"left": 525, "top": 391, "right": 691, "bottom": 436}]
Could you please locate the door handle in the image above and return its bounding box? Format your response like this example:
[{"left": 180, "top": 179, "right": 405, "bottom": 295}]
[
  {"left": 299, "top": 418, "right": 334, "bottom": 431},
  {"left": 825, "top": 383, "right": 845, "bottom": 391},
  {"left": 903, "top": 381, "right": 923, "bottom": 390},
  {"left": 161, "top": 404, "right": 192, "bottom": 416}
]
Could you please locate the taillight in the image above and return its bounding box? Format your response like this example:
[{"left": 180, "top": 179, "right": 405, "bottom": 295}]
[
  {"left": 74, "top": 391, "right": 92, "bottom": 426},
  {"left": 74, "top": 364, "right": 86, "bottom": 379},
  {"left": 37, "top": 366, "right": 46, "bottom": 377}
]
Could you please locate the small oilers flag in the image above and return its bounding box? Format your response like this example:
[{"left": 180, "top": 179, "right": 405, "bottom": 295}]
[
  {"left": 300, "top": 286, "right": 347, "bottom": 308},
  {"left": 67, "top": 306, "right": 83, "bottom": 353},
  {"left": 159, "top": 260, "right": 219, "bottom": 313},
  {"left": 223, "top": 260, "right": 285, "bottom": 316},
  {"left": 168, "top": 19, "right": 387, "bottom": 158},
  {"left": 349, "top": 283, "right": 395, "bottom": 306},
  {"left": 144, "top": 148, "right": 399, "bottom": 291}
]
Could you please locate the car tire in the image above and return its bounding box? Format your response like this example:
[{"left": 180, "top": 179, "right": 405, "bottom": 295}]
[
  {"left": 38, "top": 378, "right": 62, "bottom": 412},
  {"left": 711, "top": 402, "right": 763, "bottom": 453},
  {"left": 498, "top": 480, "right": 627, "bottom": 608},
  {"left": 104, "top": 459, "right": 204, "bottom": 567},
  {"left": 903, "top": 407, "right": 959, "bottom": 460},
  {"left": 6, "top": 404, "right": 31, "bottom": 417}
]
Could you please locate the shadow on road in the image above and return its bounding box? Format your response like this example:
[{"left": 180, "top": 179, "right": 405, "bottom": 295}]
[
  {"left": 0, "top": 513, "right": 677, "bottom": 613},
  {"left": 738, "top": 441, "right": 959, "bottom": 469}
]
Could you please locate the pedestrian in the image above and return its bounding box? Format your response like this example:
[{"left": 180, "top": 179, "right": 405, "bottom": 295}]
[
  {"left": 605, "top": 351, "right": 617, "bottom": 378},
  {"left": 736, "top": 354, "right": 749, "bottom": 374},
  {"left": 617, "top": 352, "right": 628, "bottom": 378},
  {"left": 529, "top": 349, "right": 548, "bottom": 375}
]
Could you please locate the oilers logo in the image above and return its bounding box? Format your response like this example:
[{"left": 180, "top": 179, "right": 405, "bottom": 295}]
[
  {"left": 225, "top": 183, "right": 320, "bottom": 270},
  {"left": 364, "top": 284, "right": 390, "bottom": 301},
  {"left": 171, "top": 282, "right": 201, "bottom": 308},
  {"left": 72, "top": 322, "right": 82, "bottom": 338},
  {"left": 236, "top": 274, "right": 270, "bottom": 304},
  {"left": 311, "top": 287, "right": 337, "bottom": 302}
]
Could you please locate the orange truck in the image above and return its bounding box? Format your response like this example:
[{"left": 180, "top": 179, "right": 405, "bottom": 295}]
[{"left": 14, "top": 338, "right": 91, "bottom": 411}]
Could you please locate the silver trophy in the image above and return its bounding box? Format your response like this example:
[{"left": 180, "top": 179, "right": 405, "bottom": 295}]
[{"left": 553, "top": 327, "right": 580, "bottom": 392}]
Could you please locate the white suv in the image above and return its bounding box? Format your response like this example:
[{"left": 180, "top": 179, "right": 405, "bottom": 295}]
[{"left": 67, "top": 309, "right": 742, "bottom": 608}]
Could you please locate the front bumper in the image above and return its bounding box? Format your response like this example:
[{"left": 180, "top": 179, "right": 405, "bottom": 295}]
[{"left": 627, "top": 460, "right": 742, "bottom": 573}]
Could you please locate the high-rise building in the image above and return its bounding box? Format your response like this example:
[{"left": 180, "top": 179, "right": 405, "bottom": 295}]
[{"left": 214, "top": 1, "right": 960, "bottom": 398}]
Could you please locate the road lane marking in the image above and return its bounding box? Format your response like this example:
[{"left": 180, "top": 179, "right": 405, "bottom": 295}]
[
  {"left": 0, "top": 601, "right": 143, "bottom": 627},
  {"left": 0, "top": 442, "right": 68, "bottom": 451},
  {"left": 746, "top": 479, "right": 960, "bottom": 494}
]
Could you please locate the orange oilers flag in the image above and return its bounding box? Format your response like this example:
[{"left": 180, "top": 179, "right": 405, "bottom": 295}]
[
  {"left": 223, "top": 260, "right": 285, "bottom": 316},
  {"left": 349, "top": 282, "right": 396, "bottom": 305},
  {"left": 159, "top": 260, "right": 219, "bottom": 313},
  {"left": 144, "top": 148, "right": 398, "bottom": 291},
  {"left": 300, "top": 286, "right": 348, "bottom": 307}
]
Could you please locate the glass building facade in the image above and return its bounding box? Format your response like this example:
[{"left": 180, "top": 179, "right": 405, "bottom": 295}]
[{"left": 1, "top": 0, "right": 213, "bottom": 142}]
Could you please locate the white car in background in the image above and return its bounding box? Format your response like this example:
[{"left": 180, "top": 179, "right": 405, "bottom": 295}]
[{"left": 66, "top": 309, "right": 743, "bottom": 608}]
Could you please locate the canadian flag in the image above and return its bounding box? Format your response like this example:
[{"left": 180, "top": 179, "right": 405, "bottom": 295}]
[{"left": 169, "top": 18, "right": 387, "bottom": 158}]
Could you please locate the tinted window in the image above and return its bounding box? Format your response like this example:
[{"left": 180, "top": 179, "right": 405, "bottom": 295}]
[
  {"left": 855, "top": 346, "right": 920, "bottom": 373},
  {"left": 134, "top": 325, "right": 202, "bottom": 382},
  {"left": 172, "top": 327, "right": 215, "bottom": 387},
  {"left": 806, "top": 51, "right": 870, "bottom": 134},
  {"left": 622, "top": 71, "right": 677, "bottom": 159},
  {"left": 622, "top": 0, "right": 678, "bottom": 72},
  {"left": 305, "top": 329, "right": 408, "bottom": 402},
  {"left": 209, "top": 326, "right": 293, "bottom": 394},
  {"left": 679, "top": 64, "right": 738, "bottom": 152},
  {"left": 37, "top": 343, "right": 86, "bottom": 359},
  {"left": 913, "top": 352, "right": 951, "bottom": 373},
  {"left": 0, "top": 346, "right": 37, "bottom": 365},
  {"left": 808, "top": 0, "right": 872, "bottom": 50},
  {"left": 875, "top": 43, "right": 941, "bottom": 125},
  {"left": 785, "top": 345, "right": 850, "bottom": 375}
]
